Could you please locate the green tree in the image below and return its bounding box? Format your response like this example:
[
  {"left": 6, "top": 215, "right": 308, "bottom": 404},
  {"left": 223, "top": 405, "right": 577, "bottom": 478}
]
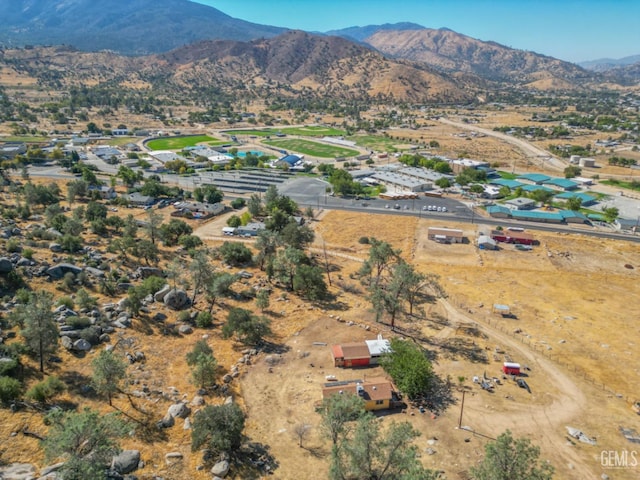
[
  {"left": 318, "top": 391, "right": 366, "bottom": 445},
  {"left": 470, "top": 430, "right": 554, "bottom": 480},
  {"left": 189, "top": 249, "right": 214, "bottom": 304},
  {"left": 247, "top": 193, "right": 262, "bottom": 217},
  {"left": 279, "top": 222, "right": 315, "bottom": 249},
  {"left": 186, "top": 339, "right": 217, "bottom": 388},
  {"left": 272, "top": 247, "right": 307, "bottom": 290},
  {"left": 144, "top": 209, "right": 164, "bottom": 245},
  {"left": 359, "top": 238, "right": 400, "bottom": 288},
  {"left": 255, "top": 289, "right": 270, "bottom": 312},
  {"left": 330, "top": 415, "right": 440, "bottom": 480},
  {"left": 85, "top": 201, "right": 107, "bottom": 221},
  {"left": 380, "top": 338, "right": 434, "bottom": 400},
  {"left": 254, "top": 229, "right": 279, "bottom": 270},
  {"left": 15, "top": 291, "right": 58, "bottom": 373},
  {"left": 227, "top": 215, "right": 242, "bottom": 228},
  {"left": 160, "top": 218, "right": 193, "bottom": 246},
  {"left": 219, "top": 241, "right": 253, "bottom": 266},
  {"left": 222, "top": 308, "right": 271, "bottom": 345},
  {"left": 435, "top": 178, "right": 451, "bottom": 189},
  {"left": 565, "top": 196, "right": 582, "bottom": 211},
  {"left": 191, "top": 403, "right": 245, "bottom": 455},
  {"left": 293, "top": 264, "right": 328, "bottom": 300},
  {"left": 91, "top": 349, "right": 127, "bottom": 406},
  {"left": 43, "top": 408, "right": 129, "bottom": 480},
  {"left": 205, "top": 272, "right": 236, "bottom": 313},
  {"left": 563, "top": 165, "right": 582, "bottom": 179},
  {"left": 603, "top": 206, "right": 619, "bottom": 222}
]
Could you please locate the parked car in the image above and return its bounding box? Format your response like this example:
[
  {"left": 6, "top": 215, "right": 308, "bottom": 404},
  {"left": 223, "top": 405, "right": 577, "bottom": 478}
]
[
  {"left": 436, "top": 206, "right": 442, "bottom": 212},
  {"left": 422, "top": 205, "right": 428, "bottom": 211},
  {"left": 442, "top": 206, "right": 447, "bottom": 212},
  {"left": 394, "top": 204, "right": 401, "bottom": 210}
]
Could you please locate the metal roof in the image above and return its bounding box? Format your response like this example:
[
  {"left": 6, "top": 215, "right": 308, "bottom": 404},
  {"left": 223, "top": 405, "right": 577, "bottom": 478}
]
[
  {"left": 490, "top": 179, "right": 524, "bottom": 189},
  {"left": 516, "top": 173, "right": 550, "bottom": 183}
]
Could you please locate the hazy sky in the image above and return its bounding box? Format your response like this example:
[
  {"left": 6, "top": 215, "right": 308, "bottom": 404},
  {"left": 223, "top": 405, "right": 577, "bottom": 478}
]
[{"left": 194, "top": 0, "right": 639, "bottom": 63}]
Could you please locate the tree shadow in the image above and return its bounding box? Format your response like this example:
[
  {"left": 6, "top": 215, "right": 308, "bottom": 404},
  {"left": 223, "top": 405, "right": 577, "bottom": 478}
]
[
  {"left": 58, "top": 370, "right": 98, "bottom": 398},
  {"left": 413, "top": 375, "right": 457, "bottom": 415},
  {"left": 232, "top": 441, "right": 279, "bottom": 479},
  {"left": 260, "top": 341, "right": 291, "bottom": 355}
]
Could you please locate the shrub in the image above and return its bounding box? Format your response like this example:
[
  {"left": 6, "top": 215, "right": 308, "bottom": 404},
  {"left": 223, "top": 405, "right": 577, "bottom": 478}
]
[
  {"left": 80, "top": 326, "right": 101, "bottom": 345},
  {"left": 141, "top": 276, "right": 166, "bottom": 296},
  {"left": 195, "top": 311, "right": 213, "bottom": 328},
  {"left": 358, "top": 236, "right": 370, "bottom": 244},
  {"left": 15, "top": 288, "right": 31, "bottom": 304},
  {"left": 177, "top": 311, "right": 192, "bottom": 323},
  {"left": 0, "top": 357, "right": 18, "bottom": 376},
  {"left": 66, "top": 316, "right": 92, "bottom": 330},
  {"left": 56, "top": 296, "right": 75, "bottom": 310},
  {"left": 75, "top": 288, "right": 97, "bottom": 310},
  {"left": 0, "top": 376, "right": 22, "bottom": 404},
  {"left": 22, "top": 248, "right": 34, "bottom": 260},
  {"left": 26, "top": 376, "right": 65, "bottom": 403},
  {"left": 6, "top": 238, "right": 22, "bottom": 253}
]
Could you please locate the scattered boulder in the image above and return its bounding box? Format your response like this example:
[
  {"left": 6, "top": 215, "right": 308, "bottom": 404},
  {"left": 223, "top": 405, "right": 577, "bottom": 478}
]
[
  {"left": 46, "top": 263, "right": 82, "bottom": 280},
  {"left": 73, "top": 338, "right": 92, "bottom": 352},
  {"left": 191, "top": 395, "right": 205, "bottom": 407},
  {"left": 165, "top": 452, "right": 183, "bottom": 465},
  {"left": 0, "top": 257, "right": 14, "bottom": 273},
  {"left": 85, "top": 266, "right": 105, "bottom": 278},
  {"left": 163, "top": 289, "right": 191, "bottom": 310},
  {"left": 167, "top": 402, "right": 191, "bottom": 419},
  {"left": 154, "top": 284, "right": 171, "bottom": 302},
  {"left": 40, "top": 462, "right": 65, "bottom": 476},
  {"left": 136, "top": 266, "right": 163, "bottom": 279},
  {"left": 0, "top": 463, "right": 37, "bottom": 480},
  {"left": 157, "top": 415, "right": 175, "bottom": 429},
  {"left": 211, "top": 460, "right": 230, "bottom": 478},
  {"left": 60, "top": 336, "right": 73, "bottom": 350},
  {"left": 178, "top": 324, "right": 193, "bottom": 335},
  {"left": 111, "top": 450, "right": 140, "bottom": 474},
  {"left": 49, "top": 243, "right": 63, "bottom": 253},
  {"left": 183, "top": 417, "right": 191, "bottom": 430}
]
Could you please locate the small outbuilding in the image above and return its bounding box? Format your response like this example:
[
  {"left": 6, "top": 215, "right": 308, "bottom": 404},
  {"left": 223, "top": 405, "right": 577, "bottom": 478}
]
[
  {"left": 427, "top": 227, "right": 464, "bottom": 244},
  {"left": 502, "top": 362, "right": 521, "bottom": 375},
  {"left": 478, "top": 235, "right": 498, "bottom": 250}
]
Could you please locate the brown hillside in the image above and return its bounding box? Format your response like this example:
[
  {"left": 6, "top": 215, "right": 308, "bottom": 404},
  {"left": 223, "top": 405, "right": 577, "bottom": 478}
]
[{"left": 364, "top": 28, "right": 594, "bottom": 87}]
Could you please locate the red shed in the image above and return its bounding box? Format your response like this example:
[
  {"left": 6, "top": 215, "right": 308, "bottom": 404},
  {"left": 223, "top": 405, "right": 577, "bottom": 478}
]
[
  {"left": 332, "top": 343, "right": 371, "bottom": 368},
  {"left": 502, "top": 362, "right": 521, "bottom": 375}
]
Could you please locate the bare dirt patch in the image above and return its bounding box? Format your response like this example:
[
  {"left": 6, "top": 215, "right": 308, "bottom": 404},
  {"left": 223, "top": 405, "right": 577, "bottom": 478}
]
[{"left": 240, "top": 209, "right": 640, "bottom": 480}]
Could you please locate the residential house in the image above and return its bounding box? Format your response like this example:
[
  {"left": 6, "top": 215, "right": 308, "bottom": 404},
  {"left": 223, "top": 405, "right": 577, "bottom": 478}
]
[{"left": 321, "top": 378, "right": 400, "bottom": 411}]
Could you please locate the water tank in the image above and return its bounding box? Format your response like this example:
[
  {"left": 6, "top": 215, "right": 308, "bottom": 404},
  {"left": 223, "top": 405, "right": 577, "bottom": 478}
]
[{"left": 579, "top": 158, "right": 595, "bottom": 168}]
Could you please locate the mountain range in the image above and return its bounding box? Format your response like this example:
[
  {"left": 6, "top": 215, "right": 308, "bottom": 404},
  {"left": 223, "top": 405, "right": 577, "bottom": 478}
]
[{"left": 0, "top": 0, "right": 638, "bottom": 100}]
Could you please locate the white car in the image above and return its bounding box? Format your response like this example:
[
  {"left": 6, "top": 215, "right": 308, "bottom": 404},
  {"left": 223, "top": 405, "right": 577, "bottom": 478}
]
[
  {"left": 422, "top": 205, "right": 428, "bottom": 211},
  {"left": 442, "top": 206, "right": 447, "bottom": 212},
  {"left": 428, "top": 205, "right": 435, "bottom": 211},
  {"left": 436, "top": 206, "right": 442, "bottom": 212}
]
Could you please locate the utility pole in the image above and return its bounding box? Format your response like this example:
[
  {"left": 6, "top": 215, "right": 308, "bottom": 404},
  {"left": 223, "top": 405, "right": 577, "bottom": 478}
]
[{"left": 458, "top": 390, "right": 466, "bottom": 429}]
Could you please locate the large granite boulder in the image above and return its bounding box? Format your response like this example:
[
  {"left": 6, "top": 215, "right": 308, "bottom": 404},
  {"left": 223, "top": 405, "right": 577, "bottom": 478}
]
[
  {"left": 167, "top": 402, "right": 191, "bottom": 419},
  {"left": 153, "top": 284, "right": 171, "bottom": 302},
  {"left": 163, "top": 289, "right": 190, "bottom": 310},
  {"left": 111, "top": 450, "right": 141, "bottom": 474},
  {"left": 211, "top": 460, "right": 230, "bottom": 478},
  {"left": 0, "top": 257, "right": 13, "bottom": 273},
  {"left": 46, "top": 263, "right": 83, "bottom": 279}
]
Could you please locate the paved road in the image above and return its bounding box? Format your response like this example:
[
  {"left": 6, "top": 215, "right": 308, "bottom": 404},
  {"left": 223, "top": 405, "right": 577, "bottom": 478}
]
[{"left": 26, "top": 164, "right": 640, "bottom": 244}]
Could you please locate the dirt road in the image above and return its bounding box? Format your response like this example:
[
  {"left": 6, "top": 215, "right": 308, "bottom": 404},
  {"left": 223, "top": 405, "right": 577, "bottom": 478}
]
[{"left": 439, "top": 117, "right": 566, "bottom": 171}]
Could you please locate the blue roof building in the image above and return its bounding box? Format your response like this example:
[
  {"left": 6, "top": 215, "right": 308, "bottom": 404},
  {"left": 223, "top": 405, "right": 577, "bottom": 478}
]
[
  {"left": 543, "top": 178, "right": 579, "bottom": 191},
  {"left": 510, "top": 210, "right": 564, "bottom": 223},
  {"left": 559, "top": 210, "right": 590, "bottom": 224},
  {"left": 554, "top": 192, "right": 597, "bottom": 206},
  {"left": 490, "top": 179, "right": 524, "bottom": 189},
  {"left": 521, "top": 184, "right": 554, "bottom": 193},
  {"left": 516, "top": 173, "right": 551, "bottom": 184},
  {"left": 486, "top": 205, "right": 512, "bottom": 218}
]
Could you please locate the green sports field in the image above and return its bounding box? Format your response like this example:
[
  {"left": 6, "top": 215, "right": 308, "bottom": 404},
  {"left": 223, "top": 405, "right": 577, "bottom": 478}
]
[
  {"left": 263, "top": 139, "right": 359, "bottom": 158},
  {"left": 224, "top": 126, "right": 346, "bottom": 138},
  {"left": 146, "top": 135, "right": 219, "bottom": 151}
]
